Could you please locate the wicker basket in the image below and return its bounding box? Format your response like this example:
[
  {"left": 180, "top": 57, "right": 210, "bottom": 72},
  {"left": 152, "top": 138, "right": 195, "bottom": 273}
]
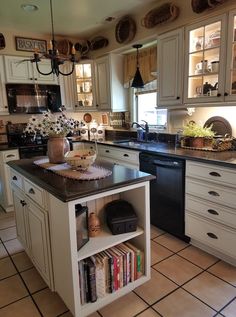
[
  {"left": 64, "top": 150, "right": 96, "bottom": 171},
  {"left": 141, "top": 3, "right": 179, "bottom": 28},
  {"left": 212, "top": 138, "right": 233, "bottom": 151}
]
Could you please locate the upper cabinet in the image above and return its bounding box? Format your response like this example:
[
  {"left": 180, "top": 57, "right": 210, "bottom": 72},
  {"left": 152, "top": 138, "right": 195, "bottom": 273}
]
[
  {"left": 0, "top": 56, "right": 8, "bottom": 114},
  {"left": 157, "top": 28, "right": 184, "bottom": 107},
  {"left": 184, "top": 14, "right": 227, "bottom": 104},
  {"left": 95, "top": 54, "right": 128, "bottom": 112},
  {"left": 4, "top": 56, "right": 58, "bottom": 84}
]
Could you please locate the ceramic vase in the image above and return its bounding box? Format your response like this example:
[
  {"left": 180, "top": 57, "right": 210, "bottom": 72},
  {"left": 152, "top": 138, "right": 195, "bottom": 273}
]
[
  {"left": 47, "top": 136, "right": 70, "bottom": 164},
  {"left": 88, "top": 212, "right": 101, "bottom": 237}
]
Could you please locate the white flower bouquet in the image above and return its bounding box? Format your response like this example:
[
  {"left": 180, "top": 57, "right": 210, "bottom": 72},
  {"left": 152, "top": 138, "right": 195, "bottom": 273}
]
[{"left": 25, "top": 111, "right": 79, "bottom": 137}]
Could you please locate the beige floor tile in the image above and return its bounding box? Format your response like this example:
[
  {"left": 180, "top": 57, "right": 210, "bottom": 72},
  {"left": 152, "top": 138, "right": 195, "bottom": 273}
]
[
  {"left": 11, "top": 252, "right": 33, "bottom": 272},
  {"left": 33, "top": 288, "right": 68, "bottom": 317},
  {"left": 178, "top": 245, "right": 218, "bottom": 269},
  {"left": 59, "top": 311, "right": 73, "bottom": 317},
  {"left": 0, "top": 275, "right": 28, "bottom": 308},
  {"left": 153, "top": 233, "right": 189, "bottom": 252},
  {"left": 0, "top": 296, "right": 41, "bottom": 317},
  {"left": 221, "top": 298, "right": 236, "bottom": 317},
  {"left": 137, "top": 308, "right": 161, "bottom": 316},
  {"left": 208, "top": 261, "right": 236, "bottom": 287},
  {"left": 99, "top": 291, "right": 148, "bottom": 317},
  {"left": 0, "top": 242, "right": 8, "bottom": 259},
  {"left": 0, "top": 226, "right": 17, "bottom": 242},
  {"left": 0, "top": 216, "right": 16, "bottom": 230},
  {"left": 135, "top": 268, "right": 178, "bottom": 304},
  {"left": 21, "top": 267, "right": 47, "bottom": 293},
  {"left": 153, "top": 254, "right": 202, "bottom": 285},
  {"left": 151, "top": 240, "right": 173, "bottom": 265},
  {"left": 150, "top": 226, "right": 165, "bottom": 239},
  {"left": 183, "top": 271, "right": 236, "bottom": 311},
  {"left": 4, "top": 238, "right": 24, "bottom": 255},
  {"left": 0, "top": 256, "right": 17, "bottom": 279},
  {"left": 88, "top": 312, "right": 101, "bottom": 317},
  {"left": 152, "top": 288, "right": 215, "bottom": 317}
]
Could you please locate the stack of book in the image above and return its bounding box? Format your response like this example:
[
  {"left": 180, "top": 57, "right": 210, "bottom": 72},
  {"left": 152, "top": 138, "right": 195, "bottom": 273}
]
[{"left": 78, "top": 242, "right": 144, "bottom": 305}]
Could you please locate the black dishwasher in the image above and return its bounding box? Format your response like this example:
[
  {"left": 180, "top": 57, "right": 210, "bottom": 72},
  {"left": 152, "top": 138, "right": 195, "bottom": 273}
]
[{"left": 140, "top": 152, "right": 189, "bottom": 241}]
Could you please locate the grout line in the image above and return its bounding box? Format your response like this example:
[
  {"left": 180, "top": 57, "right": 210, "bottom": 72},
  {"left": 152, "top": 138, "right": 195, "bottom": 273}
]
[
  {"left": 0, "top": 272, "right": 19, "bottom": 282},
  {"left": 206, "top": 269, "right": 236, "bottom": 289},
  {"left": 132, "top": 289, "right": 153, "bottom": 306},
  {"left": 0, "top": 294, "right": 30, "bottom": 310},
  {"left": 217, "top": 295, "right": 236, "bottom": 315}
]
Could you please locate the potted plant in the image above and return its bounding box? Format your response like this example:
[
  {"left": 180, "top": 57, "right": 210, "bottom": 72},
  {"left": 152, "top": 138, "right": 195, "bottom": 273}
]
[{"left": 182, "top": 122, "right": 215, "bottom": 148}]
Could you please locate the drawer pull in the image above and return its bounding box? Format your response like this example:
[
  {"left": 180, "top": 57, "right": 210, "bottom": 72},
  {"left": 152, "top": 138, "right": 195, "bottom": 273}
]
[
  {"left": 207, "top": 232, "right": 218, "bottom": 239},
  {"left": 12, "top": 176, "right": 17, "bottom": 181},
  {"left": 207, "top": 209, "right": 219, "bottom": 215},
  {"left": 209, "top": 171, "right": 221, "bottom": 177},
  {"left": 105, "top": 150, "right": 110, "bottom": 153},
  {"left": 29, "top": 188, "right": 35, "bottom": 194},
  {"left": 208, "top": 191, "right": 220, "bottom": 197},
  {"left": 6, "top": 154, "right": 15, "bottom": 158},
  {"left": 20, "top": 200, "right": 26, "bottom": 206},
  {"left": 123, "top": 154, "right": 129, "bottom": 157}
]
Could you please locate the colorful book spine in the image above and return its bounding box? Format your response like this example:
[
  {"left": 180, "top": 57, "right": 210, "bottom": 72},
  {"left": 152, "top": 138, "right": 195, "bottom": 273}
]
[{"left": 86, "top": 257, "right": 97, "bottom": 303}]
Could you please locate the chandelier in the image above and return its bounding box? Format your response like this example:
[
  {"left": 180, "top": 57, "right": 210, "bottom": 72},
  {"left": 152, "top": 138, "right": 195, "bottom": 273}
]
[{"left": 32, "top": 0, "right": 76, "bottom": 77}]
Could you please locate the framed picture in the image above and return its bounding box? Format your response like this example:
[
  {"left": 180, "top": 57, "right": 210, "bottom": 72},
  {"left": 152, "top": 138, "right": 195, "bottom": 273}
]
[
  {"left": 15, "top": 37, "right": 47, "bottom": 53},
  {"left": 101, "top": 113, "right": 109, "bottom": 126}
]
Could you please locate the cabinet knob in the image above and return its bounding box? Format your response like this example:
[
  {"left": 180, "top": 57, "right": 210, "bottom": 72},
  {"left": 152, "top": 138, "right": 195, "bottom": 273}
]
[
  {"left": 20, "top": 200, "right": 26, "bottom": 206},
  {"left": 105, "top": 150, "right": 110, "bottom": 153},
  {"left": 96, "top": 104, "right": 99, "bottom": 108},
  {"left": 208, "top": 190, "right": 220, "bottom": 197},
  {"left": 217, "top": 93, "right": 221, "bottom": 97},
  {"left": 4, "top": 106, "right": 7, "bottom": 108},
  {"left": 207, "top": 209, "right": 219, "bottom": 215},
  {"left": 29, "top": 188, "right": 35, "bottom": 194},
  {"left": 224, "top": 92, "right": 229, "bottom": 96},
  {"left": 34, "top": 78, "right": 37, "bottom": 81},
  {"left": 30, "top": 77, "right": 33, "bottom": 80},
  {"left": 207, "top": 232, "right": 218, "bottom": 239},
  {"left": 12, "top": 176, "right": 17, "bottom": 181},
  {"left": 176, "top": 96, "right": 180, "bottom": 100},
  {"left": 209, "top": 171, "right": 221, "bottom": 177}
]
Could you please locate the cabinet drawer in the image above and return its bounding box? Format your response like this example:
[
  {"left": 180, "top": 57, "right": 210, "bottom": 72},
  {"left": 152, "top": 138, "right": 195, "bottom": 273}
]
[
  {"left": 10, "top": 170, "right": 23, "bottom": 190},
  {"left": 1, "top": 150, "right": 19, "bottom": 162},
  {"left": 186, "top": 212, "right": 236, "bottom": 258},
  {"left": 186, "top": 161, "right": 236, "bottom": 188},
  {"left": 98, "top": 145, "right": 139, "bottom": 163},
  {"left": 24, "top": 179, "right": 45, "bottom": 207},
  {"left": 186, "top": 194, "right": 236, "bottom": 228},
  {"left": 186, "top": 178, "right": 236, "bottom": 209}
]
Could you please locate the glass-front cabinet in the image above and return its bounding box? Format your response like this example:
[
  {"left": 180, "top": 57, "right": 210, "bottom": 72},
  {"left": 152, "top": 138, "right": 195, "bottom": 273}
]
[
  {"left": 184, "top": 15, "right": 226, "bottom": 104},
  {"left": 74, "top": 61, "right": 96, "bottom": 110}
]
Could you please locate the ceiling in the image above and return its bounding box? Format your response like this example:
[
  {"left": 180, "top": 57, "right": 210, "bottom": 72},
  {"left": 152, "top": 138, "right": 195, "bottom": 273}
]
[{"left": 0, "top": 0, "right": 156, "bottom": 38}]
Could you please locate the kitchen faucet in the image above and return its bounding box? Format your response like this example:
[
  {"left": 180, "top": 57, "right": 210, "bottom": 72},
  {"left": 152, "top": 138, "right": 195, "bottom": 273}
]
[{"left": 132, "top": 120, "right": 149, "bottom": 141}]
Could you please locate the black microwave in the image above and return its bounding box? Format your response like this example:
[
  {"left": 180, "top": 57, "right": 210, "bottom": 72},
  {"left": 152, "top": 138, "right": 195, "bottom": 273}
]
[{"left": 6, "top": 83, "right": 62, "bottom": 114}]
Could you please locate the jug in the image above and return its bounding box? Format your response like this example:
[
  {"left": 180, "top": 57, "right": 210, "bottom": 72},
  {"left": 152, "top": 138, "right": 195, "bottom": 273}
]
[
  {"left": 196, "top": 60, "right": 208, "bottom": 73},
  {"left": 203, "top": 82, "right": 218, "bottom": 95}
]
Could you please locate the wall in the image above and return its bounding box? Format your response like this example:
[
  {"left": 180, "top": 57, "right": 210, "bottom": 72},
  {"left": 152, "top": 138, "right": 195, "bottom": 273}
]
[{"left": 169, "top": 106, "right": 236, "bottom": 136}]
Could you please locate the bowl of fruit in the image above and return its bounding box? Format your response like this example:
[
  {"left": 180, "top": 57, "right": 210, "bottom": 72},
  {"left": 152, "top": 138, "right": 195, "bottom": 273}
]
[{"left": 64, "top": 150, "right": 97, "bottom": 171}]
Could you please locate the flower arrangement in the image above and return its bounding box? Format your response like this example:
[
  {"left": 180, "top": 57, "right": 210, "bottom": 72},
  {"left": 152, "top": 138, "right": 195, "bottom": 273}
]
[
  {"left": 183, "top": 122, "right": 215, "bottom": 138},
  {"left": 25, "top": 111, "right": 79, "bottom": 137}
]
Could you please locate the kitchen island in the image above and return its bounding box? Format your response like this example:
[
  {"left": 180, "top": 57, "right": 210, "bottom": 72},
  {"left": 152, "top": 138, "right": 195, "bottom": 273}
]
[{"left": 8, "top": 158, "right": 154, "bottom": 317}]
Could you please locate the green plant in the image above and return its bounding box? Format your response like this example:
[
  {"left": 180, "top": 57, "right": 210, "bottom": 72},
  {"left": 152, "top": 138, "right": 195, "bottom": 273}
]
[{"left": 183, "top": 122, "right": 215, "bottom": 138}]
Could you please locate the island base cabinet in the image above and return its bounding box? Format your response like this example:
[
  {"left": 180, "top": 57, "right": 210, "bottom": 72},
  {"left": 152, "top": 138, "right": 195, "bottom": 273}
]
[{"left": 49, "top": 182, "right": 150, "bottom": 317}]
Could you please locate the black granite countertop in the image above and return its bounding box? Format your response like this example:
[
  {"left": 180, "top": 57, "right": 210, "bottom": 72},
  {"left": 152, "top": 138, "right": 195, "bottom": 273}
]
[
  {"left": 80, "top": 140, "right": 236, "bottom": 168},
  {"left": 0, "top": 144, "right": 18, "bottom": 151},
  {"left": 8, "top": 158, "right": 155, "bottom": 202}
]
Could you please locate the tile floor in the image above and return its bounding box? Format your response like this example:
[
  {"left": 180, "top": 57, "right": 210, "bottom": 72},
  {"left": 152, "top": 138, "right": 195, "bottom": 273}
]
[{"left": 0, "top": 209, "right": 236, "bottom": 317}]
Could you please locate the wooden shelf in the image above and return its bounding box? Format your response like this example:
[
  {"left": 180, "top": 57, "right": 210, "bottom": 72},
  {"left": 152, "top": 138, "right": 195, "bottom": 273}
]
[{"left": 78, "top": 225, "right": 144, "bottom": 261}]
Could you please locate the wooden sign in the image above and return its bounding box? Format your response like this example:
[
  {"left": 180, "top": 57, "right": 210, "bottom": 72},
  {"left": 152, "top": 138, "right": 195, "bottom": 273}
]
[{"left": 15, "top": 36, "right": 47, "bottom": 53}]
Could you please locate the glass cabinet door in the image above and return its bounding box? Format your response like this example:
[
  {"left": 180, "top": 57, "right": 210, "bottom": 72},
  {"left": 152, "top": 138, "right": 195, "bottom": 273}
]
[
  {"left": 225, "top": 10, "right": 236, "bottom": 100},
  {"left": 75, "top": 61, "right": 95, "bottom": 109},
  {"left": 185, "top": 15, "right": 226, "bottom": 103}
]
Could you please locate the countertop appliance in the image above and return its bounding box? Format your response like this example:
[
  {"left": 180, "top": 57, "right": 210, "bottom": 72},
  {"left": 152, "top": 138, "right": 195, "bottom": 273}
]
[
  {"left": 139, "top": 152, "right": 189, "bottom": 241},
  {"left": 6, "top": 83, "right": 62, "bottom": 114},
  {"left": 6, "top": 123, "right": 48, "bottom": 158}
]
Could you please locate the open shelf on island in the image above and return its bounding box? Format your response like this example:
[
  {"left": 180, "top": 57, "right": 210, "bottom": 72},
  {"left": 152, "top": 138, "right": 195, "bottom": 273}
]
[{"left": 77, "top": 225, "right": 144, "bottom": 261}]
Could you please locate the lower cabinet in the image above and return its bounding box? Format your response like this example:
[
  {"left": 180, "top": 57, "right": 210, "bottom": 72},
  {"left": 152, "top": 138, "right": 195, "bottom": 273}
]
[
  {"left": 185, "top": 160, "right": 236, "bottom": 265},
  {"left": 11, "top": 180, "right": 53, "bottom": 288}
]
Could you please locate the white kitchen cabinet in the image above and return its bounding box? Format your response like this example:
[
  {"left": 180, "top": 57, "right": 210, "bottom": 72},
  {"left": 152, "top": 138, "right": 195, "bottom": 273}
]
[
  {"left": 184, "top": 14, "right": 227, "bottom": 104},
  {"left": 95, "top": 54, "right": 128, "bottom": 112},
  {"left": 97, "top": 144, "right": 140, "bottom": 169},
  {"left": 4, "top": 55, "right": 58, "bottom": 84},
  {"left": 0, "top": 56, "right": 9, "bottom": 114},
  {"left": 0, "top": 149, "right": 19, "bottom": 212},
  {"left": 10, "top": 171, "right": 53, "bottom": 288},
  {"left": 59, "top": 63, "right": 77, "bottom": 111},
  {"left": 185, "top": 160, "right": 236, "bottom": 265},
  {"left": 157, "top": 28, "right": 184, "bottom": 107}
]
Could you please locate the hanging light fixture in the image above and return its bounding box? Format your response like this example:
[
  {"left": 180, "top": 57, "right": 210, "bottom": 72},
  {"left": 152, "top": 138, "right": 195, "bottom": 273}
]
[
  {"left": 131, "top": 44, "right": 144, "bottom": 88},
  {"left": 32, "top": 0, "right": 76, "bottom": 77}
]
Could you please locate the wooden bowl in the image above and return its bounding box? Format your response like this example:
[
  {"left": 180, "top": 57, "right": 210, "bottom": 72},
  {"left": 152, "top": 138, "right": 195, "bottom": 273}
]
[{"left": 64, "top": 150, "right": 96, "bottom": 171}]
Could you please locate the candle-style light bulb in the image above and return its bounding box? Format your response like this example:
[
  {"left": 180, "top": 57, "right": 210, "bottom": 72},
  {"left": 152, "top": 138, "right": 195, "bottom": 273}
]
[
  {"left": 48, "top": 40, "right": 53, "bottom": 50},
  {"left": 71, "top": 45, "right": 75, "bottom": 55}
]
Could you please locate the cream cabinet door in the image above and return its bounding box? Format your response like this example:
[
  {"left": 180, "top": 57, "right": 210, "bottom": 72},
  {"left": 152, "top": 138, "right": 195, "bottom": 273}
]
[
  {"left": 95, "top": 56, "right": 110, "bottom": 110},
  {"left": 0, "top": 56, "right": 8, "bottom": 114},
  {"left": 32, "top": 59, "right": 58, "bottom": 84},
  {"left": 26, "top": 199, "right": 51, "bottom": 284},
  {"left": 4, "top": 55, "right": 33, "bottom": 83},
  {"left": 157, "top": 28, "right": 183, "bottom": 106}
]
